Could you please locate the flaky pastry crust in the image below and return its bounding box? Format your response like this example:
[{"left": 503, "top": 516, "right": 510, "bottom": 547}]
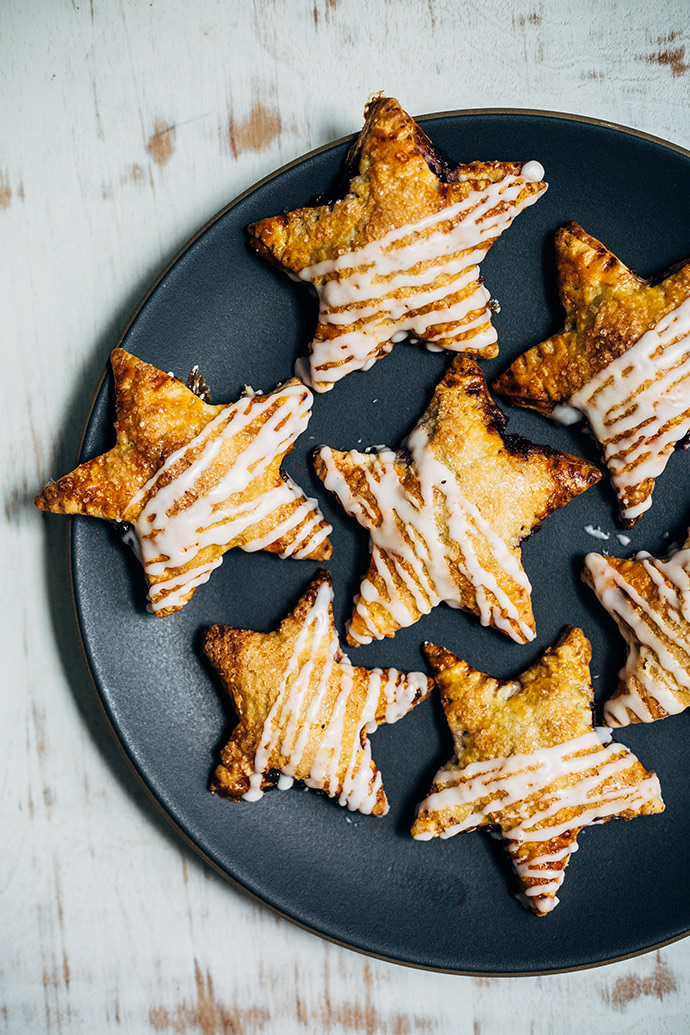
[
  {"left": 35, "top": 349, "right": 332, "bottom": 615},
  {"left": 412, "top": 628, "right": 664, "bottom": 915},
  {"left": 493, "top": 222, "right": 690, "bottom": 526},
  {"left": 584, "top": 537, "right": 690, "bottom": 726},
  {"left": 314, "top": 355, "right": 600, "bottom": 646},
  {"left": 248, "top": 96, "right": 546, "bottom": 390},
  {"left": 205, "top": 569, "right": 431, "bottom": 815}
]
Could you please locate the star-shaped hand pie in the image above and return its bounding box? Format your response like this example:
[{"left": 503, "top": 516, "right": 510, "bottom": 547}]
[
  {"left": 35, "top": 348, "right": 332, "bottom": 616},
  {"left": 584, "top": 538, "right": 690, "bottom": 726},
  {"left": 248, "top": 95, "right": 547, "bottom": 392},
  {"left": 412, "top": 628, "right": 664, "bottom": 916},
  {"left": 492, "top": 222, "right": 690, "bottom": 527},
  {"left": 313, "top": 355, "right": 600, "bottom": 646},
  {"left": 204, "top": 569, "right": 432, "bottom": 815}
]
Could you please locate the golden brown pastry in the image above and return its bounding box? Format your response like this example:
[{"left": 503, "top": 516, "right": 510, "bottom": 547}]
[
  {"left": 248, "top": 95, "right": 547, "bottom": 392},
  {"left": 493, "top": 222, "right": 690, "bottom": 527},
  {"left": 584, "top": 537, "right": 690, "bottom": 726},
  {"left": 204, "top": 569, "right": 432, "bottom": 815},
  {"left": 313, "top": 355, "right": 600, "bottom": 646},
  {"left": 35, "top": 348, "right": 332, "bottom": 616},
  {"left": 412, "top": 628, "right": 664, "bottom": 915}
]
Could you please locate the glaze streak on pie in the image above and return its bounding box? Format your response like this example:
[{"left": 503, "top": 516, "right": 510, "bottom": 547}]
[
  {"left": 313, "top": 355, "right": 600, "bottom": 646},
  {"left": 493, "top": 222, "right": 690, "bottom": 526},
  {"left": 412, "top": 628, "right": 664, "bottom": 915},
  {"left": 584, "top": 539, "right": 690, "bottom": 726},
  {"left": 35, "top": 349, "right": 332, "bottom": 615},
  {"left": 248, "top": 96, "right": 547, "bottom": 391},
  {"left": 204, "top": 569, "right": 431, "bottom": 815}
]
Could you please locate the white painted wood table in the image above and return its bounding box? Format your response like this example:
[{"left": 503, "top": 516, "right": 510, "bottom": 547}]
[{"left": 5, "top": 1, "right": 690, "bottom": 1031}]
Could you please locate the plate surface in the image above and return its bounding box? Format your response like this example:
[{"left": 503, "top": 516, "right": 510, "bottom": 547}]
[{"left": 72, "top": 111, "right": 690, "bottom": 973}]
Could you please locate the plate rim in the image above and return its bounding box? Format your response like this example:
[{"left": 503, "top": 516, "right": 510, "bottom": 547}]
[{"left": 68, "top": 107, "right": 690, "bottom": 975}]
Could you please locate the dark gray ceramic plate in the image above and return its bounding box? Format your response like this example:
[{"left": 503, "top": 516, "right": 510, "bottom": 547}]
[{"left": 72, "top": 110, "right": 690, "bottom": 973}]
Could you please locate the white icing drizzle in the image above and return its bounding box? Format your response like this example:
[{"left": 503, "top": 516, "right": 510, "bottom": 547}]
[
  {"left": 317, "top": 425, "right": 534, "bottom": 645},
  {"left": 556, "top": 295, "right": 690, "bottom": 521},
  {"left": 585, "top": 550, "right": 690, "bottom": 726},
  {"left": 126, "top": 384, "right": 331, "bottom": 613},
  {"left": 520, "top": 160, "right": 545, "bottom": 182},
  {"left": 118, "top": 523, "right": 142, "bottom": 561},
  {"left": 584, "top": 524, "right": 609, "bottom": 541},
  {"left": 551, "top": 403, "right": 582, "bottom": 426},
  {"left": 242, "top": 579, "right": 428, "bottom": 813},
  {"left": 293, "top": 356, "right": 313, "bottom": 387},
  {"left": 298, "top": 172, "right": 546, "bottom": 390},
  {"left": 414, "top": 729, "right": 661, "bottom": 914}
]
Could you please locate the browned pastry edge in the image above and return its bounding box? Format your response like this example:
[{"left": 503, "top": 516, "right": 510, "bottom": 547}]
[{"left": 492, "top": 221, "right": 690, "bottom": 413}]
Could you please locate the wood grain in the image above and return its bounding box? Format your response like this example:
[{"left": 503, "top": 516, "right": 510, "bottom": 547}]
[{"left": 3, "top": 0, "right": 690, "bottom": 1031}]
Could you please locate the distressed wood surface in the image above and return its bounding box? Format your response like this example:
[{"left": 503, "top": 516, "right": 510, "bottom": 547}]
[{"left": 4, "top": 1, "right": 690, "bottom": 1031}]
